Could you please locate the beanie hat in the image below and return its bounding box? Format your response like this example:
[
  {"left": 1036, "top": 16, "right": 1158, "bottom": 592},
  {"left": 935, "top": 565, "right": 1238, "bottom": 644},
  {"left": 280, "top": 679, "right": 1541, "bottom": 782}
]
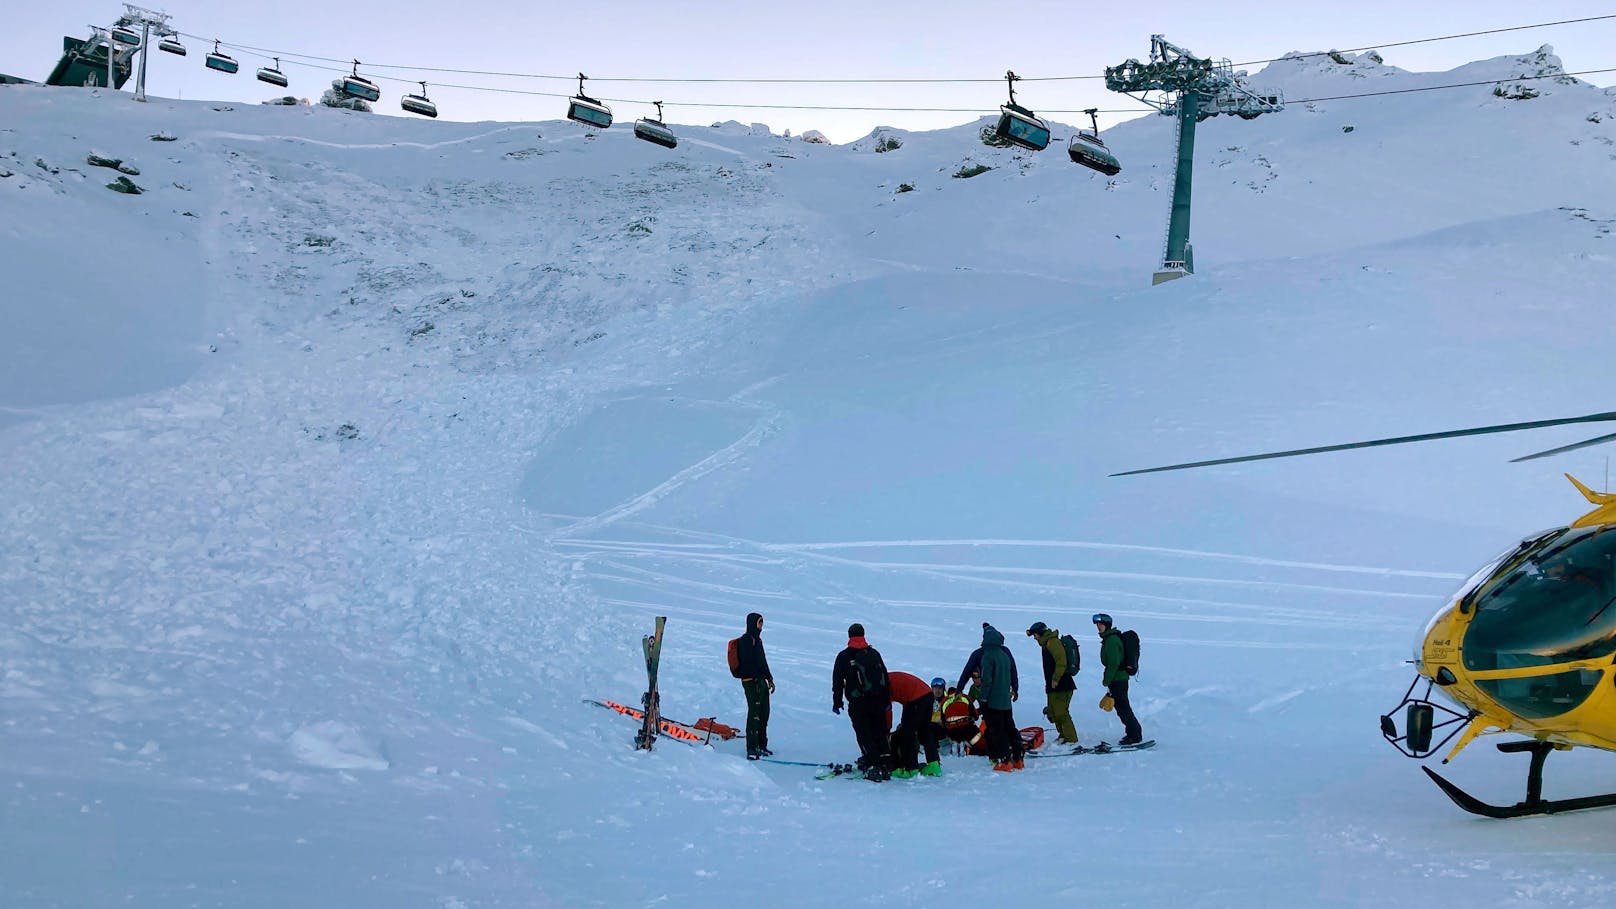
[{"left": 848, "top": 623, "right": 865, "bottom": 638}]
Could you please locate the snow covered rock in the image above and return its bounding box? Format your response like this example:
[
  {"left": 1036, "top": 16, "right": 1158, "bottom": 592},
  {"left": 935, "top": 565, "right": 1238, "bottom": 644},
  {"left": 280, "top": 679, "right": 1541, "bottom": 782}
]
[{"left": 288, "top": 721, "right": 390, "bottom": 771}]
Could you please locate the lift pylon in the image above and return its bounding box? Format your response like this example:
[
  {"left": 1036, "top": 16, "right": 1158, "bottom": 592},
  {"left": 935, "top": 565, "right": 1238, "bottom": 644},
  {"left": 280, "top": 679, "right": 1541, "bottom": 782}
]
[{"left": 1105, "top": 35, "right": 1284, "bottom": 285}]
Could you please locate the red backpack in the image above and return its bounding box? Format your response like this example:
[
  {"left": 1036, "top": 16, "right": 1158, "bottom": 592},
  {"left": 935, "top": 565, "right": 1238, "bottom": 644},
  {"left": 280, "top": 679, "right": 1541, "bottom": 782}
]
[{"left": 727, "top": 638, "right": 743, "bottom": 678}]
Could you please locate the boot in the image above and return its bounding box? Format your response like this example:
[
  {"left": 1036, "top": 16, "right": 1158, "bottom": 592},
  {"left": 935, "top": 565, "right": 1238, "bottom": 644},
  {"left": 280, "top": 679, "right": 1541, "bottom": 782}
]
[
  {"left": 920, "top": 760, "right": 942, "bottom": 777},
  {"left": 1012, "top": 757, "right": 1025, "bottom": 769},
  {"left": 993, "top": 761, "right": 1015, "bottom": 772},
  {"left": 891, "top": 767, "right": 918, "bottom": 779}
]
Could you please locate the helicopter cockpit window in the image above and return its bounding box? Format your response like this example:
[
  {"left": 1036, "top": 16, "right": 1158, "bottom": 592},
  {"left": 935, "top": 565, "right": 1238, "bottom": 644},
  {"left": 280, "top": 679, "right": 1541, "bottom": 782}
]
[{"left": 1464, "top": 526, "right": 1616, "bottom": 676}]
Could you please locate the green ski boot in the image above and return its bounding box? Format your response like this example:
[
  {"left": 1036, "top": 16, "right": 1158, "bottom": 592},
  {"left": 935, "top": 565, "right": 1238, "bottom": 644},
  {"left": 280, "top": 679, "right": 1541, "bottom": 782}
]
[
  {"left": 891, "top": 767, "right": 919, "bottom": 779},
  {"left": 919, "top": 760, "right": 942, "bottom": 777}
]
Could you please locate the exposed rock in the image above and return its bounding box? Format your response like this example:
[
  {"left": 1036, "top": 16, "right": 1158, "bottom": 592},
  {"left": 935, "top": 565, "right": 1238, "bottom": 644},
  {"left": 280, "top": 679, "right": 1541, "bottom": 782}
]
[
  {"left": 87, "top": 153, "right": 122, "bottom": 169},
  {"left": 106, "top": 175, "right": 143, "bottom": 194}
]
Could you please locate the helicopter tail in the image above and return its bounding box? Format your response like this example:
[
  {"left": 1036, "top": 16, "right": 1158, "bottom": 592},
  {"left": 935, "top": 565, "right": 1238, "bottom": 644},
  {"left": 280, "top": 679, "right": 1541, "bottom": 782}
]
[{"left": 1567, "top": 474, "right": 1616, "bottom": 528}]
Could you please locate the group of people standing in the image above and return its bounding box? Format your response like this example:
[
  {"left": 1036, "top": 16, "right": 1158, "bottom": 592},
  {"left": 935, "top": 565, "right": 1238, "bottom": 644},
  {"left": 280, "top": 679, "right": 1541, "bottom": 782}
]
[{"left": 730, "top": 611, "right": 1144, "bottom": 779}]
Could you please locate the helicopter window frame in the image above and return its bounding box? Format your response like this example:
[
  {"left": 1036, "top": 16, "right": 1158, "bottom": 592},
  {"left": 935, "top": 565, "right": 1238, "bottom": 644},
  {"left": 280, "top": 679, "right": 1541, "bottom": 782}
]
[{"left": 1463, "top": 526, "right": 1616, "bottom": 673}]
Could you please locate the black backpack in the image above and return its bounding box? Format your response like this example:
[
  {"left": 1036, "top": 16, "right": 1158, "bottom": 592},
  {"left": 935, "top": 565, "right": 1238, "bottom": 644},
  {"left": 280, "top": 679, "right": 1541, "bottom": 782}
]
[
  {"left": 1059, "top": 633, "right": 1081, "bottom": 678},
  {"left": 1120, "top": 630, "right": 1140, "bottom": 676},
  {"left": 848, "top": 647, "right": 888, "bottom": 699}
]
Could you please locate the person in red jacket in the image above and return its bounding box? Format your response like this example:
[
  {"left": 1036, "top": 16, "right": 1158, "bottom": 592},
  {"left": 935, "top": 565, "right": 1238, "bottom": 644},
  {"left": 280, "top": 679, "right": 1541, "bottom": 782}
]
[{"left": 888, "top": 671, "right": 942, "bottom": 778}]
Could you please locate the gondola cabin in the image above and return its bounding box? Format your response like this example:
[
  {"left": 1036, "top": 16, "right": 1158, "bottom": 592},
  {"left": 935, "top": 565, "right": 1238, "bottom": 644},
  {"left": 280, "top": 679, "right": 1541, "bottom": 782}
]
[
  {"left": 257, "top": 59, "right": 289, "bottom": 88},
  {"left": 633, "top": 103, "right": 676, "bottom": 148},
  {"left": 158, "top": 36, "right": 186, "bottom": 56},
  {"left": 995, "top": 104, "right": 1050, "bottom": 151},
  {"left": 401, "top": 83, "right": 438, "bottom": 118},
  {"left": 205, "top": 46, "right": 240, "bottom": 75},
  {"left": 341, "top": 72, "right": 381, "bottom": 103},
  {"left": 633, "top": 118, "right": 677, "bottom": 148},
  {"left": 568, "top": 95, "right": 612, "bottom": 129},
  {"left": 110, "top": 27, "right": 141, "bottom": 47},
  {"left": 1068, "top": 132, "right": 1121, "bottom": 175}
]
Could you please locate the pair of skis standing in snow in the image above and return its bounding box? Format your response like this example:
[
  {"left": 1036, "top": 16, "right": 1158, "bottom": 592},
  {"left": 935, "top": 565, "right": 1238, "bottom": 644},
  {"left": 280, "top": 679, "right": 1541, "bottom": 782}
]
[{"left": 733, "top": 611, "right": 1148, "bottom": 780}]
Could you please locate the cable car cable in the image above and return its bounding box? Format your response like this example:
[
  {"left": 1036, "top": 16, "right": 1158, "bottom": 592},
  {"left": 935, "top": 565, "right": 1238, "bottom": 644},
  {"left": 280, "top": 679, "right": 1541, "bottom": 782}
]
[{"left": 174, "top": 13, "right": 1616, "bottom": 88}]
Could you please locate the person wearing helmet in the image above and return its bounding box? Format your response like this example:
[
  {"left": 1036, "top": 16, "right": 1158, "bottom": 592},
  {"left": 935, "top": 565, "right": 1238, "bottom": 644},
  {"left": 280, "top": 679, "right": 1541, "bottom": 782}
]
[
  {"left": 932, "top": 678, "right": 979, "bottom": 758},
  {"left": 1095, "top": 613, "right": 1143, "bottom": 746},
  {"left": 1027, "top": 621, "right": 1078, "bottom": 745},
  {"left": 888, "top": 671, "right": 942, "bottom": 778}
]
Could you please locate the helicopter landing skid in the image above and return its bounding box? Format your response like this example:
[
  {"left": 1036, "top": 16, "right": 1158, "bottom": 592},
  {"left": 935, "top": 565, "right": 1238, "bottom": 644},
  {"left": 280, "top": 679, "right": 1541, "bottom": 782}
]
[{"left": 1424, "top": 740, "right": 1616, "bottom": 818}]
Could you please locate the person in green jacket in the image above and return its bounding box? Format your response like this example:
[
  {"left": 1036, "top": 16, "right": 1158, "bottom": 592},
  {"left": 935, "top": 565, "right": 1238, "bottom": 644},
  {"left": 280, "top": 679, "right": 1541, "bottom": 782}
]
[
  {"left": 978, "top": 624, "right": 1023, "bottom": 770},
  {"left": 1095, "top": 613, "right": 1143, "bottom": 746},
  {"left": 1026, "top": 621, "right": 1078, "bottom": 745}
]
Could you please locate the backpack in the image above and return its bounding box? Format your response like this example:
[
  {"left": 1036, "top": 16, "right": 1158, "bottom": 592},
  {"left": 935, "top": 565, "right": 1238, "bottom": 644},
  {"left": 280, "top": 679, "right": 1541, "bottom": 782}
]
[
  {"left": 1120, "top": 629, "right": 1140, "bottom": 676},
  {"left": 726, "top": 637, "right": 743, "bottom": 679},
  {"left": 847, "top": 647, "right": 888, "bottom": 699},
  {"left": 1059, "top": 634, "right": 1081, "bottom": 678}
]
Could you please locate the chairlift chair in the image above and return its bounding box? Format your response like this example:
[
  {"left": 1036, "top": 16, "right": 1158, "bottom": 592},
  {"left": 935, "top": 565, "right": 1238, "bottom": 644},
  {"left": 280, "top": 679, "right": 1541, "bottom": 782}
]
[
  {"left": 340, "top": 60, "right": 381, "bottom": 102},
  {"left": 401, "top": 81, "right": 438, "bottom": 118},
  {"left": 566, "top": 74, "right": 612, "bottom": 129},
  {"left": 205, "top": 40, "right": 239, "bottom": 75},
  {"left": 993, "top": 70, "right": 1051, "bottom": 152},
  {"left": 257, "top": 57, "right": 289, "bottom": 88},
  {"left": 110, "top": 26, "right": 141, "bottom": 47},
  {"left": 1067, "top": 108, "right": 1121, "bottom": 176},
  {"left": 158, "top": 35, "right": 186, "bottom": 56},
  {"left": 633, "top": 101, "right": 677, "bottom": 149}
]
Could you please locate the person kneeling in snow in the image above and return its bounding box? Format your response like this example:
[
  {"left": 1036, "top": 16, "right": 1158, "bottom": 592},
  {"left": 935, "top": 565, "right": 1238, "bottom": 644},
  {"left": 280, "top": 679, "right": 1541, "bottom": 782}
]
[{"left": 888, "top": 671, "right": 942, "bottom": 778}]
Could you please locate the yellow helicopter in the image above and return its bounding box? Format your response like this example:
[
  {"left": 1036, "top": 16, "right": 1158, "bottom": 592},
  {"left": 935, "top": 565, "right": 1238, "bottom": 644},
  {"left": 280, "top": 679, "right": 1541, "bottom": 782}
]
[{"left": 1115, "top": 410, "right": 1616, "bottom": 818}]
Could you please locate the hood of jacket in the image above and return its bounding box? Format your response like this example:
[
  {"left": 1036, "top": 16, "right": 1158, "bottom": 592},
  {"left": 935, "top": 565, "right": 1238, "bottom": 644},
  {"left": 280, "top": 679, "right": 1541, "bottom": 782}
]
[{"left": 746, "top": 612, "right": 763, "bottom": 637}]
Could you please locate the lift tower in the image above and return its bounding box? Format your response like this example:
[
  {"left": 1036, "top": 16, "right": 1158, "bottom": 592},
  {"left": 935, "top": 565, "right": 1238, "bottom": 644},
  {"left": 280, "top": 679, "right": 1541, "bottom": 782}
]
[{"left": 1106, "top": 36, "right": 1284, "bottom": 285}]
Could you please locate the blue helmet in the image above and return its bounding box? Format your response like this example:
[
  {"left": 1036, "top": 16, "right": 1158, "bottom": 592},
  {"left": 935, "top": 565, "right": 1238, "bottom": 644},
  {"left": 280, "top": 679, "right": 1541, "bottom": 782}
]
[
  {"left": 930, "top": 677, "right": 946, "bottom": 688},
  {"left": 1092, "top": 613, "right": 1114, "bottom": 627}
]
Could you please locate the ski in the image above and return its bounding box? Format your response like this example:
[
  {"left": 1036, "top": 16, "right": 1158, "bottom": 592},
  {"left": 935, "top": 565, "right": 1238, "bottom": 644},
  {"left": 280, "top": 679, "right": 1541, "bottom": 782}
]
[
  {"left": 813, "top": 763, "right": 862, "bottom": 780},
  {"left": 635, "top": 616, "right": 666, "bottom": 751},
  {"left": 1025, "top": 739, "right": 1155, "bottom": 758}
]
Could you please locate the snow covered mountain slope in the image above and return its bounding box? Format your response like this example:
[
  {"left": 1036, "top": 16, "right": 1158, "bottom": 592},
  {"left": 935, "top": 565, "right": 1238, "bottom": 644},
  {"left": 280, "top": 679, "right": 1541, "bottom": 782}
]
[{"left": 4, "top": 47, "right": 1616, "bottom": 907}]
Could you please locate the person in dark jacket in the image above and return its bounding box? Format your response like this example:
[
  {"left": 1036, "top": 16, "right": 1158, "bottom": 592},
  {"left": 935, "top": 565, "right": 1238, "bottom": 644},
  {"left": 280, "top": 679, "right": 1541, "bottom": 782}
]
[
  {"left": 736, "top": 612, "right": 776, "bottom": 760},
  {"left": 956, "top": 622, "right": 1019, "bottom": 702},
  {"left": 1095, "top": 613, "right": 1143, "bottom": 746},
  {"left": 1027, "top": 621, "right": 1078, "bottom": 745},
  {"left": 832, "top": 623, "right": 892, "bottom": 779},
  {"left": 977, "top": 624, "right": 1023, "bottom": 771},
  {"left": 888, "top": 671, "right": 941, "bottom": 778}
]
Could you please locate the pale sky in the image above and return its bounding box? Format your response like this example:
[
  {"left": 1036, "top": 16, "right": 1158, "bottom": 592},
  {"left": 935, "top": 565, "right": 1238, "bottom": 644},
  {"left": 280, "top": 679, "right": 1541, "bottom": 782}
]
[{"left": 5, "top": 0, "right": 1614, "bottom": 142}]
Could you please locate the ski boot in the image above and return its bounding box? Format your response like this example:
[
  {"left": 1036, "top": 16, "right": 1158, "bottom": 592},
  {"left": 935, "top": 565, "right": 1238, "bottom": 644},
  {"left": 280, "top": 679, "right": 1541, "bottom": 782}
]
[
  {"left": 919, "top": 760, "right": 942, "bottom": 777},
  {"left": 891, "top": 767, "right": 919, "bottom": 779}
]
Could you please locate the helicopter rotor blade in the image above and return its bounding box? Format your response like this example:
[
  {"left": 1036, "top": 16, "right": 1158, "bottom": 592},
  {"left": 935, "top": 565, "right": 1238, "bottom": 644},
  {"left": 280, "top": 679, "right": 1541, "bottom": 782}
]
[
  {"left": 1111, "top": 411, "right": 1616, "bottom": 477},
  {"left": 1510, "top": 430, "right": 1616, "bottom": 463}
]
